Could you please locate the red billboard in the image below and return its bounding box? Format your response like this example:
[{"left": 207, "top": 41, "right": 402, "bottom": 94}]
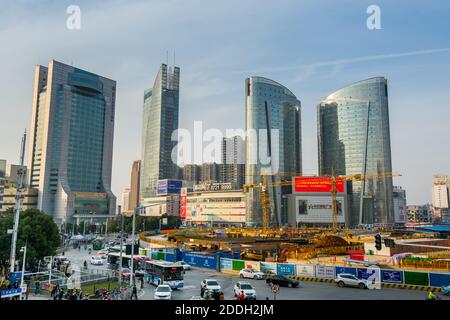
[
  {"left": 179, "top": 188, "right": 187, "bottom": 219},
  {"left": 293, "top": 177, "right": 345, "bottom": 193}
]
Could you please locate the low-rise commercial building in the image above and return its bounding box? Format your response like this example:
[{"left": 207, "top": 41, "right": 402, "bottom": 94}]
[
  {"left": 184, "top": 189, "right": 246, "bottom": 228},
  {"left": 406, "top": 204, "right": 433, "bottom": 223}
]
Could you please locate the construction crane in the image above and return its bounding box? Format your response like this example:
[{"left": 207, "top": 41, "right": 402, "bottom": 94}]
[
  {"left": 243, "top": 171, "right": 401, "bottom": 231},
  {"left": 243, "top": 173, "right": 302, "bottom": 231},
  {"left": 328, "top": 171, "right": 401, "bottom": 229}
]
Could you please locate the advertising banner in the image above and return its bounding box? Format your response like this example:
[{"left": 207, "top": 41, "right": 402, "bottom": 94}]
[
  {"left": 220, "top": 258, "right": 233, "bottom": 271},
  {"left": 276, "top": 263, "right": 296, "bottom": 276},
  {"left": 294, "top": 177, "right": 345, "bottom": 193},
  {"left": 335, "top": 266, "right": 357, "bottom": 276},
  {"left": 316, "top": 265, "right": 335, "bottom": 279},
  {"left": 183, "top": 252, "right": 217, "bottom": 270},
  {"left": 180, "top": 194, "right": 187, "bottom": 219},
  {"left": 381, "top": 269, "right": 404, "bottom": 284},
  {"left": 357, "top": 267, "right": 381, "bottom": 281},
  {"left": 156, "top": 179, "right": 182, "bottom": 196},
  {"left": 260, "top": 262, "right": 277, "bottom": 275},
  {"left": 296, "top": 264, "right": 316, "bottom": 277},
  {"left": 232, "top": 260, "right": 245, "bottom": 271},
  {"left": 244, "top": 261, "right": 260, "bottom": 271}
]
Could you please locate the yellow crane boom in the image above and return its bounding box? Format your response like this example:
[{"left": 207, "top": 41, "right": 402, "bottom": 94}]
[{"left": 243, "top": 171, "right": 401, "bottom": 231}]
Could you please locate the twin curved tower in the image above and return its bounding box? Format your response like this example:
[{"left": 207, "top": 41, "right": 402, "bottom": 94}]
[{"left": 245, "top": 76, "right": 394, "bottom": 227}]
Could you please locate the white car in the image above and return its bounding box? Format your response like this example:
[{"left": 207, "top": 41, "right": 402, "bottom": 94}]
[
  {"left": 154, "top": 285, "right": 172, "bottom": 300},
  {"left": 335, "top": 273, "right": 368, "bottom": 289},
  {"left": 239, "top": 268, "right": 265, "bottom": 280},
  {"left": 90, "top": 256, "right": 104, "bottom": 265},
  {"left": 234, "top": 281, "right": 257, "bottom": 300},
  {"left": 174, "top": 261, "right": 191, "bottom": 270},
  {"left": 200, "top": 279, "right": 221, "bottom": 297}
]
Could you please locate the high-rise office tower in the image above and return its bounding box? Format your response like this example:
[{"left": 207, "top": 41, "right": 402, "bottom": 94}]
[
  {"left": 317, "top": 77, "right": 394, "bottom": 226},
  {"left": 222, "top": 136, "right": 245, "bottom": 189},
  {"left": 129, "top": 160, "right": 141, "bottom": 212},
  {"left": 182, "top": 164, "right": 200, "bottom": 185},
  {"left": 245, "top": 77, "right": 302, "bottom": 227},
  {"left": 27, "top": 60, "right": 116, "bottom": 225},
  {"left": 432, "top": 175, "right": 450, "bottom": 221},
  {"left": 121, "top": 187, "right": 130, "bottom": 214},
  {"left": 140, "top": 64, "right": 180, "bottom": 199},
  {"left": 0, "top": 159, "right": 6, "bottom": 210}
]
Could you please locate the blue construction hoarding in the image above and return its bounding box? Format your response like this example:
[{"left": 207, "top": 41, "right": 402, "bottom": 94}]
[
  {"left": 183, "top": 252, "right": 217, "bottom": 270},
  {"left": 381, "top": 269, "right": 404, "bottom": 284},
  {"left": 335, "top": 267, "right": 357, "bottom": 276},
  {"left": 276, "top": 263, "right": 296, "bottom": 276},
  {"left": 429, "top": 272, "right": 450, "bottom": 287}
]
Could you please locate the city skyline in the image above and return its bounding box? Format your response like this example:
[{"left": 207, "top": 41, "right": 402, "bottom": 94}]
[{"left": 1, "top": 1, "right": 450, "bottom": 207}]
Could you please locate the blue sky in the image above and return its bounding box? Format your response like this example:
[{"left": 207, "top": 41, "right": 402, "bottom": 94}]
[{"left": 0, "top": 0, "right": 449, "bottom": 205}]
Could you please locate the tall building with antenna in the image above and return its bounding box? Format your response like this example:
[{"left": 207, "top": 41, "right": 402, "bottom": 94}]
[
  {"left": 140, "top": 64, "right": 180, "bottom": 199},
  {"left": 27, "top": 60, "right": 116, "bottom": 226}
]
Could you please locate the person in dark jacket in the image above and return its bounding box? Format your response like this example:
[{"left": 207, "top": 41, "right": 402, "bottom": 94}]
[{"left": 131, "top": 284, "right": 138, "bottom": 300}]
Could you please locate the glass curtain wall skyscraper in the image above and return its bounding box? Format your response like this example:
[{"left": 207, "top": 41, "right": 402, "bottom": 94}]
[
  {"left": 140, "top": 64, "right": 180, "bottom": 199},
  {"left": 27, "top": 60, "right": 116, "bottom": 225},
  {"left": 245, "top": 77, "right": 302, "bottom": 227},
  {"left": 317, "top": 77, "right": 394, "bottom": 226}
]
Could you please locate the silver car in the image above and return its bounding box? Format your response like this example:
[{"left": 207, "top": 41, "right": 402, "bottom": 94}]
[{"left": 335, "top": 273, "right": 368, "bottom": 289}]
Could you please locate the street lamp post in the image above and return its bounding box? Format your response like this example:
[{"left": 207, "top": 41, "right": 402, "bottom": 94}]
[
  {"left": 48, "top": 256, "right": 54, "bottom": 285},
  {"left": 130, "top": 207, "right": 137, "bottom": 288},
  {"left": 20, "top": 243, "right": 27, "bottom": 294},
  {"left": 118, "top": 212, "right": 124, "bottom": 286}
]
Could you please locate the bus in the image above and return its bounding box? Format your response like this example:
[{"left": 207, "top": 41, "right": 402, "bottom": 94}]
[
  {"left": 144, "top": 260, "right": 184, "bottom": 289},
  {"left": 107, "top": 252, "right": 147, "bottom": 271},
  {"left": 92, "top": 237, "right": 105, "bottom": 250}
]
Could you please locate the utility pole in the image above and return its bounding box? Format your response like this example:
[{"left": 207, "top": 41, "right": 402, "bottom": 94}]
[
  {"left": 20, "top": 242, "right": 27, "bottom": 291},
  {"left": 130, "top": 207, "right": 137, "bottom": 288},
  {"left": 118, "top": 206, "right": 124, "bottom": 286},
  {"left": 9, "top": 130, "right": 27, "bottom": 273}
]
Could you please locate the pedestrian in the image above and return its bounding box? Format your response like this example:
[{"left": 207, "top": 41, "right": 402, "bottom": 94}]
[
  {"left": 25, "top": 285, "right": 30, "bottom": 300},
  {"left": 237, "top": 290, "right": 245, "bottom": 301},
  {"left": 140, "top": 277, "right": 144, "bottom": 289},
  {"left": 58, "top": 288, "right": 64, "bottom": 300},
  {"left": 219, "top": 291, "right": 225, "bottom": 300},
  {"left": 51, "top": 285, "right": 57, "bottom": 299},
  {"left": 131, "top": 284, "right": 138, "bottom": 300},
  {"left": 34, "top": 281, "right": 41, "bottom": 295}
]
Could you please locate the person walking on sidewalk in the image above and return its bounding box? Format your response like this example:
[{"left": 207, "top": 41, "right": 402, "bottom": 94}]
[{"left": 131, "top": 284, "right": 138, "bottom": 300}]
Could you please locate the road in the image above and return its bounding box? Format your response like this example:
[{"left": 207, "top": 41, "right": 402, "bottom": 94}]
[{"left": 60, "top": 247, "right": 448, "bottom": 301}]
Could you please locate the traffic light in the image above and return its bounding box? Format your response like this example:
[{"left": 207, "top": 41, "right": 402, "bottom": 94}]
[
  {"left": 374, "top": 234, "right": 382, "bottom": 251},
  {"left": 384, "top": 238, "right": 395, "bottom": 248}
]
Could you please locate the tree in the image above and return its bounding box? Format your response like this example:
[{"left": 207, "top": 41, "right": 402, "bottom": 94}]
[{"left": 0, "top": 208, "right": 60, "bottom": 265}]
